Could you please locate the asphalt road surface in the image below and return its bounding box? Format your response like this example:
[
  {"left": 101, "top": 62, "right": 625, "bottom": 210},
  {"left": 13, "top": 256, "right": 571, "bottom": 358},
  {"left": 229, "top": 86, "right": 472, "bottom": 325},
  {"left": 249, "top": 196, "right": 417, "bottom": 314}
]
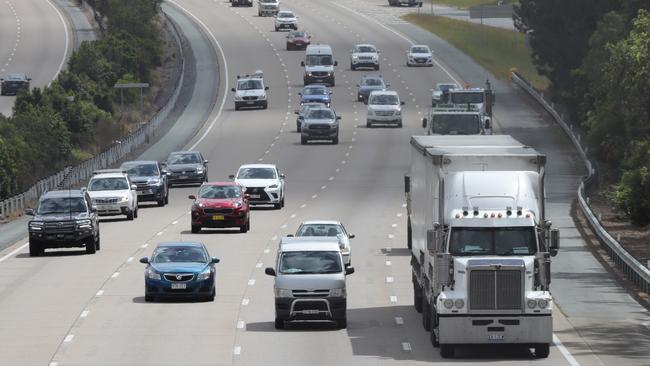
[
  {"left": 0, "top": 0, "right": 648, "bottom": 365},
  {"left": 0, "top": 0, "right": 69, "bottom": 116}
]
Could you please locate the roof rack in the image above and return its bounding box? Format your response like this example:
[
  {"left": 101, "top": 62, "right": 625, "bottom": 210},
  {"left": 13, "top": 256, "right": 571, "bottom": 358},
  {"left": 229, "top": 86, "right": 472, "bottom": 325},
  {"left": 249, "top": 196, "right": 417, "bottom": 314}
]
[{"left": 92, "top": 168, "right": 125, "bottom": 175}]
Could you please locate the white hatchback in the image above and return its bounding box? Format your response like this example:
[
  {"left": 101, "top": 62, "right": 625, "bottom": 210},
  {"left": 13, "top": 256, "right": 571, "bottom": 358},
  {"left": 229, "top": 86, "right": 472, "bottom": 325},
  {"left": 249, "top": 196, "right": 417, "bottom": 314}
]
[{"left": 407, "top": 44, "right": 433, "bottom": 67}]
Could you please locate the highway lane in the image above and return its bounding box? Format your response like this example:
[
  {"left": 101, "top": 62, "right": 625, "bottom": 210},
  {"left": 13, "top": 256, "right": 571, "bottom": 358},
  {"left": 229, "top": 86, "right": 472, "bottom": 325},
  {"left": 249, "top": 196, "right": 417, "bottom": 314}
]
[
  {"left": 0, "top": 0, "right": 648, "bottom": 365},
  {"left": 0, "top": 0, "right": 69, "bottom": 116}
]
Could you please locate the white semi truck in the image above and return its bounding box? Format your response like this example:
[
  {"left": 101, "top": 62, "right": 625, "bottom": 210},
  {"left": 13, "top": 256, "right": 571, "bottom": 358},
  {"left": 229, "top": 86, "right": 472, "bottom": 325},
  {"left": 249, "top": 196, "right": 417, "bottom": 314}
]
[
  {"left": 434, "top": 81, "right": 495, "bottom": 131},
  {"left": 405, "top": 135, "right": 559, "bottom": 359}
]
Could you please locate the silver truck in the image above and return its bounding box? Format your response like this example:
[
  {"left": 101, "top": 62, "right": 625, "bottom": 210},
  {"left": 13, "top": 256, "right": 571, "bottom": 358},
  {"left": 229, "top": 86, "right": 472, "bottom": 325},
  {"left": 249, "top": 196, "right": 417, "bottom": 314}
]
[
  {"left": 258, "top": 0, "right": 279, "bottom": 16},
  {"left": 405, "top": 135, "right": 559, "bottom": 358},
  {"left": 265, "top": 237, "right": 355, "bottom": 329}
]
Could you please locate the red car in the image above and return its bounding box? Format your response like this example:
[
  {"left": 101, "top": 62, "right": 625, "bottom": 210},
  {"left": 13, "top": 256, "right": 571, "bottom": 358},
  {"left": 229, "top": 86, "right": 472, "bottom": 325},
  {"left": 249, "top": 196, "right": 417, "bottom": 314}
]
[
  {"left": 286, "top": 31, "right": 311, "bottom": 51},
  {"left": 189, "top": 182, "right": 250, "bottom": 233}
]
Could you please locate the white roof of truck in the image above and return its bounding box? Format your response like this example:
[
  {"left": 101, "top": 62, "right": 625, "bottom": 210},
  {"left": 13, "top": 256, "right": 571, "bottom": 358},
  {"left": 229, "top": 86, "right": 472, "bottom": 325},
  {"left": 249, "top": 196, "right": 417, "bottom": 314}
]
[{"left": 411, "top": 135, "right": 542, "bottom": 157}]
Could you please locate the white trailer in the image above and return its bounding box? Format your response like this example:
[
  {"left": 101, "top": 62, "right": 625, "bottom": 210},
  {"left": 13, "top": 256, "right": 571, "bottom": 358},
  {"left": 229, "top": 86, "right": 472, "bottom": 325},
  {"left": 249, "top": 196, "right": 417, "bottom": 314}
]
[{"left": 405, "top": 135, "right": 559, "bottom": 358}]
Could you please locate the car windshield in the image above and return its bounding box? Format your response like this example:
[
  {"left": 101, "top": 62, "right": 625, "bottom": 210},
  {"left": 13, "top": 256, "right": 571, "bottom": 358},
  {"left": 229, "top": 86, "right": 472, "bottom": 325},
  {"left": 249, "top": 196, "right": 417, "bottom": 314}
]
[
  {"left": 6, "top": 74, "right": 25, "bottom": 81},
  {"left": 306, "top": 54, "right": 333, "bottom": 66},
  {"left": 303, "top": 87, "right": 327, "bottom": 95},
  {"left": 290, "top": 31, "right": 306, "bottom": 38},
  {"left": 279, "top": 251, "right": 342, "bottom": 274},
  {"left": 237, "top": 167, "right": 277, "bottom": 179},
  {"left": 151, "top": 246, "right": 208, "bottom": 263},
  {"left": 297, "top": 224, "right": 346, "bottom": 237},
  {"left": 121, "top": 163, "right": 159, "bottom": 177},
  {"left": 355, "top": 45, "right": 375, "bottom": 53},
  {"left": 432, "top": 115, "right": 481, "bottom": 135},
  {"left": 199, "top": 185, "right": 242, "bottom": 199},
  {"left": 278, "top": 12, "right": 294, "bottom": 18},
  {"left": 167, "top": 152, "right": 201, "bottom": 165},
  {"left": 362, "top": 78, "right": 383, "bottom": 86},
  {"left": 37, "top": 197, "right": 87, "bottom": 215},
  {"left": 448, "top": 227, "right": 537, "bottom": 256},
  {"left": 451, "top": 92, "right": 484, "bottom": 104},
  {"left": 89, "top": 178, "right": 129, "bottom": 191},
  {"left": 260, "top": 0, "right": 275, "bottom": 2},
  {"left": 306, "top": 109, "right": 335, "bottom": 119},
  {"left": 412, "top": 47, "right": 430, "bottom": 54},
  {"left": 238, "top": 79, "right": 263, "bottom": 90},
  {"left": 370, "top": 94, "right": 399, "bottom": 105}
]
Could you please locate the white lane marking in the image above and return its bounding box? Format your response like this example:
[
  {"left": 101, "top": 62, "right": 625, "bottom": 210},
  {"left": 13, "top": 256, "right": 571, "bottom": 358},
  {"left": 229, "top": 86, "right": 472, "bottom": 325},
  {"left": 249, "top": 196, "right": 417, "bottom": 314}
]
[
  {"left": 386, "top": 276, "right": 394, "bottom": 283},
  {"left": 390, "top": 295, "right": 398, "bottom": 303},
  {"left": 321, "top": 185, "right": 327, "bottom": 190},
  {"left": 156, "top": 231, "right": 163, "bottom": 236},
  {"left": 332, "top": 2, "right": 462, "bottom": 85},
  {"left": 172, "top": 220, "right": 178, "bottom": 225},
  {"left": 290, "top": 213, "right": 296, "bottom": 219},
  {"left": 248, "top": 279, "right": 256, "bottom": 286},
  {"left": 385, "top": 260, "right": 392, "bottom": 266},
  {"left": 312, "top": 194, "right": 318, "bottom": 199},
  {"left": 388, "top": 234, "right": 395, "bottom": 239},
  {"left": 96, "top": 290, "right": 104, "bottom": 296},
  {"left": 141, "top": 243, "right": 148, "bottom": 248},
  {"left": 397, "top": 213, "right": 403, "bottom": 217},
  {"left": 44, "top": 0, "right": 70, "bottom": 85},
  {"left": 395, "top": 317, "right": 404, "bottom": 325},
  {"left": 241, "top": 298, "right": 250, "bottom": 306},
  {"left": 300, "top": 203, "right": 307, "bottom": 208},
  {"left": 553, "top": 334, "right": 581, "bottom": 366},
  {"left": 80, "top": 310, "right": 89, "bottom": 318},
  {"left": 402, "top": 203, "right": 407, "bottom": 208},
  {"left": 127, "top": 257, "right": 134, "bottom": 262},
  {"left": 49, "top": 362, "right": 58, "bottom": 366},
  {"left": 0, "top": 242, "right": 28, "bottom": 263},
  {"left": 329, "top": 176, "right": 335, "bottom": 181},
  {"left": 264, "top": 248, "right": 270, "bottom": 253},
  {"left": 111, "top": 272, "right": 120, "bottom": 278},
  {"left": 401, "top": 342, "right": 412, "bottom": 352},
  {"left": 256, "top": 262, "right": 263, "bottom": 268},
  {"left": 63, "top": 334, "right": 74, "bottom": 343},
  {"left": 233, "top": 345, "right": 241, "bottom": 355},
  {"left": 169, "top": 1, "right": 229, "bottom": 151},
  {"left": 237, "top": 320, "right": 246, "bottom": 329},
  {"left": 280, "top": 224, "right": 287, "bottom": 229},
  {"left": 391, "top": 223, "right": 397, "bottom": 228}
]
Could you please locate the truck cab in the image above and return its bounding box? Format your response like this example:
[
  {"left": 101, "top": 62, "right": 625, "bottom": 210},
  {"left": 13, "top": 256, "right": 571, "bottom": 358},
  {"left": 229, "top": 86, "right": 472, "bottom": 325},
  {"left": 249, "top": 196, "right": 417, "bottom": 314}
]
[
  {"left": 265, "top": 237, "right": 355, "bottom": 329},
  {"left": 421, "top": 105, "right": 491, "bottom": 135}
]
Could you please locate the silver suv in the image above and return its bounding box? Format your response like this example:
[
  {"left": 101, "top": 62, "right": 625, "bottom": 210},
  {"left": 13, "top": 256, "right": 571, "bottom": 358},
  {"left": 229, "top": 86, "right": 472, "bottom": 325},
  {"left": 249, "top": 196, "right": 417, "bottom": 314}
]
[{"left": 265, "top": 237, "right": 355, "bottom": 329}]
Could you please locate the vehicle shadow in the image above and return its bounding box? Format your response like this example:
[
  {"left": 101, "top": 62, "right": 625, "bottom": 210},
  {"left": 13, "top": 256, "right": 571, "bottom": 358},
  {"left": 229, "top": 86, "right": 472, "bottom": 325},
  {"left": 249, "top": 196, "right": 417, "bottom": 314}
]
[
  {"left": 170, "top": 183, "right": 203, "bottom": 188},
  {"left": 250, "top": 205, "right": 279, "bottom": 211},
  {"left": 16, "top": 249, "right": 87, "bottom": 258},
  {"left": 99, "top": 217, "right": 128, "bottom": 223},
  {"left": 180, "top": 229, "right": 242, "bottom": 235},
  {"left": 132, "top": 296, "right": 211, "bottom": 304},
  {"left": 381, "top": 247, "right": 410, "bottom": 256},
  {"left": 246, "top": 320, "right": 339, "bottom": 332}
]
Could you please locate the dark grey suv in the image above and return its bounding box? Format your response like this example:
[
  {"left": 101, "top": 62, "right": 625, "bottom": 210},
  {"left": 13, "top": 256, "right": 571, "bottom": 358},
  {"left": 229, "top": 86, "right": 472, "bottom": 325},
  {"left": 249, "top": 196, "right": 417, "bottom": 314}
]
[
  {"left": 164, "top": 151, "right": 208, "bottom": 187},
  {"left": 121, "top": 160, "right": 169, "bottom": 206},
  {"left": 300, "top": 106, "right": 341, "bottom": 145},
  {"left": 26, "top": 190, "right": 100, "bottom": 256}
]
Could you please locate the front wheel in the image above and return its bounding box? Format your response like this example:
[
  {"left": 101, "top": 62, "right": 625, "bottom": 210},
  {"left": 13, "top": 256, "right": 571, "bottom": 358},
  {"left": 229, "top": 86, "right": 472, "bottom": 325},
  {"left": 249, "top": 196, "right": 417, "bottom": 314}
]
[
  {"left": 336, "top": 317, "right": 347, "bottom": 329},
  {"left": 29, "top": 240, "right": 43, "bottom": 257},
  {"left": 407, "top": 217, "right": 412, "bottom": 249},
  {"left": 296, "top": 122, "right": 301, "bottom": 132},
  {"left": 145, "top": 293, "right": 155, "bottom": 302},
  {"left": 413, "top": 277, "right": 423, "bottom": 313},
  {"left": 332, "top": 136, "right": 339, "bottom": 144},
  {"left": 301, "top": 136, "right": 307, "bottom": 145},
  {"left": 440, "top": 344, "right": 455, "bottom": 358},
  {"left": 422, "top": 296, "right": 431, "bottom": 331},
  {"left": 191, "top": 225, "right": 201, "bottom": 233},
  {"left": 157, "top": 197, "right": 165, "bottom": 207},
  {"left": 127, "top": 210, "right": 134, "bottom": 221},
  {"left": 274, "top": 317, "right": 285, "bottom": 329},
  {"left": 534, "top": 344, "right": 550, "bottom": 358},
  {"left": 85, "top": 237, "right": 97, "bottom": 254}
]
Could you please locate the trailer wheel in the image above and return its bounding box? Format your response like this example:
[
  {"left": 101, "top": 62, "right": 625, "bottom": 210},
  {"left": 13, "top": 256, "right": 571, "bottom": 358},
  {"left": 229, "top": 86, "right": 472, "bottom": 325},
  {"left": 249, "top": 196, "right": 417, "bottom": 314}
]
[
  {"left": 422, "top": 296, "right": 431, "bottom": 331},
  {"left": 413, "top": 277, "right": 423, "bottom": 313},
  {"left": 407, "top": 217, "right": 412, "bottom": 249},
  {"left": 440, "top": 344, "right": 455, "bottom": 358}
]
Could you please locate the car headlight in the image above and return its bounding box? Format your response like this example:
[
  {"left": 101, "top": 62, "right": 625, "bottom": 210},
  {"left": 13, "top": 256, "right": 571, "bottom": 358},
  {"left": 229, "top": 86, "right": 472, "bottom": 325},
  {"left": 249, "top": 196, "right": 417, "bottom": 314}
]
[
  {"left": 443, "top": 299, "right": 454, "bottom": 309},
  {"left": 367, "top": 109, "right": 374, "bottom": 116},
  {"left": 197, "top": 268, "right": 212, "bottom": 280},
  {"left": 537, "top": 299, "right": 549, "bottom": 309},
  {"left": 395, "top": 110, "right": 402, "bottom": 115},
  {"left": 275, "top": 288, "right": 293, "bottom": 298},
  {"left": 29, "top": 221, "right": 44, "bottom": 231},
  {"left": 259, "top": 93, "right": 267, "bottom": 100},
  {"left": 196, "top": 167, "right": 205, "bottom": 173},
  {"left": 454, "top": 299, "right": 464, "bottom": 309},
  {"left": 352, "top": 54, "right": 359, "bottom": 59},
  {"left": 76, "top": 219, "right": 92, "bottom": 229},
  {"left": 267, "top": 184, "right": 279, "bottom": 189},
  {"left": 119, "top": 196, "right": 130, "bottom": 202},
  {"left": 147, "top": 268, "right": 161, "bottom": 280},
  {"left": 233, "top": 201, "right": 242, "bottom": 208},
  {"left": 527, "top": 299, "right": 537, "bottom": 309},
  {"left": 148, "top": 178, "right": 161, "bottom": 185},
  {"left": 329, "top": 288, "right": 346, "bottom": 298},
  {"left": 234, "top": 95, "right": 243, "bottom": 101},
  {"left": 341, "top": 247, "right": 350, "bottom": 255}
]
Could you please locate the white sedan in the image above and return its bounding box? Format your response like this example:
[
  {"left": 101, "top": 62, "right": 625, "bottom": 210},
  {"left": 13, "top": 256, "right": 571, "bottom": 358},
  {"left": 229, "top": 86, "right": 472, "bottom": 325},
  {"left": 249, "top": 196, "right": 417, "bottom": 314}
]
[
  {"left": 275, "top": 11, "right": 298, "bottom": 31},
  {"left": 407, "top": 45, "right": 433, "bottom": 67},
  {"left": 293, "top": 220, "right": 354, "bottom": 265}
]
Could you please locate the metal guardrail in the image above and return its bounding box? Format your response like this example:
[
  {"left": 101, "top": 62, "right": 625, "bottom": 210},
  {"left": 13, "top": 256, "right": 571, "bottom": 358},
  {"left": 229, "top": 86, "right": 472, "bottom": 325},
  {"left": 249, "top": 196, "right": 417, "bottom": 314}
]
[
  {"left": 511, "top": 71, "right": 650, "bottom": 293},
  {"left": 0, "top": 12, "right": 185, "bottom": 220}
]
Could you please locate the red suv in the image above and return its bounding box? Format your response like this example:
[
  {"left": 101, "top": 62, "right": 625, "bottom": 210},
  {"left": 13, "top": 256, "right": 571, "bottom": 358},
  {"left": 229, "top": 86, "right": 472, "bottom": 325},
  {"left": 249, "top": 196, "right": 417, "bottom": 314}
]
[{"left": 189, "top": 182, "right": 250, "bottom": 233}]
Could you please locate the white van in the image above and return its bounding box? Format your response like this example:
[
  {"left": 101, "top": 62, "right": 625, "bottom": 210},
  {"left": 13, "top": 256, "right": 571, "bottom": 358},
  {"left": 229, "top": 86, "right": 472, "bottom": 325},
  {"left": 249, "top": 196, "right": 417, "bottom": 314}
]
[{"left": 301, "top": 44, "right": 337, "bottom": 86}]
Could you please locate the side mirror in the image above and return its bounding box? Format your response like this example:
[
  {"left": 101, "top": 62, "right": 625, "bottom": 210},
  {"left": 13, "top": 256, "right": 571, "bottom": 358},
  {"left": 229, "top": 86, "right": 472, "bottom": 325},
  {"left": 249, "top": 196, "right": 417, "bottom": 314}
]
[
  {"left": 188, "top": 194, "right": 197, "bottom": 200},
  {"left": 298, "top": 92, "right": 302, "bottom": 96},
  {"left": 386, "top": 84, "right": 391, "bottom": 87},
  {"left": 549, "top": 228, "right": 560, "bottom": 256},
  {"left": 139, "top": 257, "right": 149, "bottom": 264},
  {"left": 348, "top": 234, "right": 355, "bottom": 239},
  {"left": 244, "top": 193, "right": 250, "bottom": 200},
  {"left": 280, "top": 173, "right": 285, "bottom": 179},
  {"left": 25, "top": 208, "right": 35, "bottom": 216},
  {"left": 301, "top": 61, "right": 305, "bottom": 67},
  {"left": 345, "top": 267, "right": 355, "bottom": 275},
  {"left": 287, "top": 234, "right": 294, "bottom": 237},
  {"left": 356, "top": 84, "right": 360, "bottom": 87},
  {"left": 265, "top": 267, "right": 277, "bottom": 276},
  {"left": 91, "top": 205, "right": 98, "bottom": 213},
  {"left": 294, "top": 110, "right": 300, "bottom": 114},
  {"left": 211, "top": 257, "right": 221, "bottom": 264},
  {"left": 265, "top": 86, "right": 269, "bottom": 90},
  {"left": 404, "top": 175, "right": 410, "bottom": 193},
  {"left": 484, "top": 119, "right": 491, "bottom": 130},
  {"left": 131, "top": 184, "right": 137, "bottom": 190},
  {"left": 422, "top": 117, "right": 428, "bottom": 128},
  {"left": 228, "top": 174, "right": 235, "bottom": 180},
  {"left": 204, "top": 160, "right": 209, "bottom": 164},
  {"left": 161, "top": 169, "right": 168, "bottom": 175},
  {"left": 426, "top": 229, "right": 436, "bottom": 252},
  {"left": 336, "top": 116, "right": 341, "bottom": 120},
  {"left": 400, "top": 101, "right": 405, "bottom": 105},
  {"left": 329, "top": 91, "right": 333, "bottom": 95},
  {"left": 334, "top": 61, "right": 338, "bottom": 66},
  {"left": 231, "top": 87, "right": 236, "bottom": 92}
]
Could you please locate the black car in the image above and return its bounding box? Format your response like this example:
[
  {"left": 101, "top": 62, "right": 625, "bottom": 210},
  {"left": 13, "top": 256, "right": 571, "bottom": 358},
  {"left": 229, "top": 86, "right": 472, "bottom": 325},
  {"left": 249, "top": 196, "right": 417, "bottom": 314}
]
[
  {"left": 164, "top": 151, "right": 208, "bottom": 187},
  {"left": 0, "top": 73, "right": 31, "bottom": 96},
  {"left": 357, "top": 75, "right": 388, "bottom": 104},
  {"left": 121, "top": 160, "right": 169, "bottom": 206},
  {"left": 26, "top": 190, "right": 100, "bottom": 256}
]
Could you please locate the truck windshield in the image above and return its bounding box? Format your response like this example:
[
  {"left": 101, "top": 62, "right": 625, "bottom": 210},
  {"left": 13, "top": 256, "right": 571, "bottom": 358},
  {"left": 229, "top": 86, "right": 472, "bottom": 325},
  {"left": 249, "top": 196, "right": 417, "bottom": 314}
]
[
  {"left": 451, "top": 92, "right": 484, "bottom": 104},
  {"left": 432, "top": 115, "right": 480, "bottom": 135},
  {"left": 448, "top": 227, "right": 537, "bottom": 256},
  {"left": 279, "top": 251, "right": 342, "bottom": 274},
  {"left": 306, "top": 55, "right": 333, "bottom": 66}
]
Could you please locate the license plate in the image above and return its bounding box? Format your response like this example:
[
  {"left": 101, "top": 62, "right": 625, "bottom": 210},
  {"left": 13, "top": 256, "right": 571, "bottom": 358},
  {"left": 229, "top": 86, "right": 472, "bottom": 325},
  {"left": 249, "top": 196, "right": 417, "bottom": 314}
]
[
  {"left": 137, "top": 190, "right": 150, "bottom": 195},
  {"left": 246, "top": 101, "right": 254, "bottom": 105},
  {"left": 212, "top": 215, "right": 224, "bottom": 221},
  {"left": 302, "top": 310, "right": 319, "bottom": 314},
  {"left": 179, "top": 175, "right": 188, "bottom": 179},
  {"left": 250, "top": 194, "right": 261, "bottom": 199},
  {"left": 171, "top": 283, "right": 187, "bottom": 290},
  {"left": 488, "top": 334, "right": 504, "bottom": 341}
]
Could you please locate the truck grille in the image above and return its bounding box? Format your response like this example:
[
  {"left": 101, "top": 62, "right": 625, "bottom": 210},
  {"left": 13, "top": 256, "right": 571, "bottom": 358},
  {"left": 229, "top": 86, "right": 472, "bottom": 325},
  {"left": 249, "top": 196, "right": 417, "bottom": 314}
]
[
  {"left": 204, "top": 208, "right": 234, "bottom": 214},
  {"left": 469, "top": 269, "right": 522, "bottom": 310},
  {"left": 164, "top": 273, "right": 194, "bottom": 282},
  {"left": 44, "top": 221, "right": 76, "bottom": 233},
  {"left": 292, "top": 289, "right": 329, "bottom": 298},
  {"left": 243, "top": 96, "right": 258, "bottom": 101},
  {"left": 94, "top": 197, "right": 119, "bottom": 204},
  {"left": 312, "top": 71, "right": 329, "bottom": 77},
  {"left": 309, "top": 124, "right": 331, "bottom": 130},
  {"left": 374, "top": 110, "right": 395, "bottom": 116}
]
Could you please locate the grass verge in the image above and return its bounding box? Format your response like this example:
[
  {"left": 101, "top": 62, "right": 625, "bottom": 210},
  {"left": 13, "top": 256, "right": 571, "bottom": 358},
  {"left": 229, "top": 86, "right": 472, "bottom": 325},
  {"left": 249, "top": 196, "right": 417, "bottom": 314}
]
[
  {"left": 402, "top": 13, "right": 548, "bottom": 90},
  {"left": 429, "top": 0, "right": 499, "bottom": 9}
]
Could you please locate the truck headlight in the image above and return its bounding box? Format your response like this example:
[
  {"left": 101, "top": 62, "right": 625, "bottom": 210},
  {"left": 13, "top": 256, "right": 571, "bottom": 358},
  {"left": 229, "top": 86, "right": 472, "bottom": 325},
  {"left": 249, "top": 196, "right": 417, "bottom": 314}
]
[
  {"left": 147, "top": 268, "right": 161, "bottom": 280},
  {"left": 454, "top": 299, "right": 464, "bottom": 309},
  {"left": 329, "top": 288, "right": 346, "bottom": 298},
  {"left": 443, "top": 299, "right": 454, "bottom": 309},
  {"left": 527, "top": 299, "right": 537, "bottom": 309},
  {"left": 76, "top": 219, "right": 92, "bottom": 229},
  {"left": 29, "top": 221, "right": 44, "bottom": 231},
  {"left": 367, "top": 109, "right": 374, "bottom": 116},
  {"left": 352, "top": 55, "right": 359, "bottom": 59},
  {"left": 197, "top": 268, "right": 212, "bottom": 280},
  {"left": 275, "top": 288, "right": 293, "bottom": 298},
  {"left": 395, "top": 109, "right": 402, "bottom": 115},
  {"left": 234, "top": 95, "right": 243, "bottom": 101},
  {"left": 537, "top": 299, "right": 549, "bottom": 308}
]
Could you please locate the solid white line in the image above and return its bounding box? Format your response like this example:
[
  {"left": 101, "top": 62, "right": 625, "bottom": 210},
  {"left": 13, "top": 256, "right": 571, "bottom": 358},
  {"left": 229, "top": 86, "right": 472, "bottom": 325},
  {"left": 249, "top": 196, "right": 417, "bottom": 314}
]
[
  {"left": 0, "top": 242, "right": 28, "bottom": 263},
  {"left": 553, "top": 334, "right": 581, "bottom": 366},
  {"left": 49, "top": 362, "right": 58, "bottom": 366},
  {"left": 168, "top": 1, "right": 230, "bottom": 151},
  {"left": 237, "top": 320, "right": 246, "bottom": 329},
  {"left": 332, "top": 1, "right": 462, "bottom": 85},
  {"left": 63, "top": 334, "right": 74, "bottom": 343},
  {"left": 126, "top": 257, "right": 134, "bottom": 263},
  {"left": 141, "top": 243, "right": 148, "bottom": 248},
  {"left": 44, "top": 0, "right": 70, "bottom": 85}
]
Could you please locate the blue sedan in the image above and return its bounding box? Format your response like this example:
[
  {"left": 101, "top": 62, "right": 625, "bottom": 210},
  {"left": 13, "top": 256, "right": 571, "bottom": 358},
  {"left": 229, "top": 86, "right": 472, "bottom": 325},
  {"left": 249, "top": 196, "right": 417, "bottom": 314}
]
[
  {"left": 140, "top": 242, "right": 220, "bottom": 302},
  {"left": 299, "top": 84, "right": 332, "bottom": 106}
]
